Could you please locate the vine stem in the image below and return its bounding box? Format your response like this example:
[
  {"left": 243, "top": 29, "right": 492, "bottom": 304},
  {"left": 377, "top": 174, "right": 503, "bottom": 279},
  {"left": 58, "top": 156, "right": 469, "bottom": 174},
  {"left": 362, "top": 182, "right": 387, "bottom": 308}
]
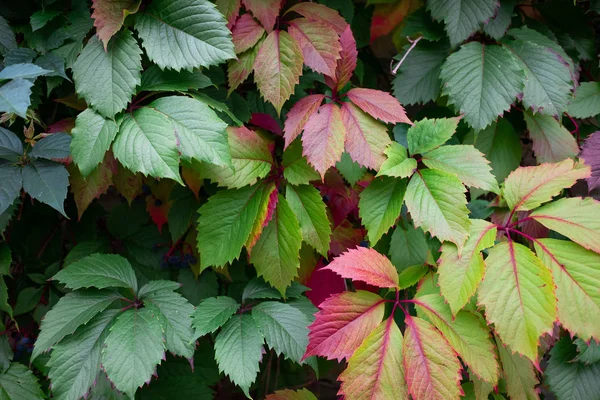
[{"left": 391, "top": 36, "right": 423, "bottom": 75}]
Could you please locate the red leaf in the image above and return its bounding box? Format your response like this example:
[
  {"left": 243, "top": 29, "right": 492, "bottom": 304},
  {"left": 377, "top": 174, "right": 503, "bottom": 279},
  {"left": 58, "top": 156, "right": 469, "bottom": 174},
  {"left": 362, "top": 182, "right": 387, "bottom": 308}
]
[
  {"left": 46, "top": 118, "right": 75, "bottom": 134},
  {"left": 325, "top": 25, "right": 357, "bottom": 92},
  {"left": 283, "top": 94, "right": 324, "bottom": 148},
  {"left": 288, "top": 18, "right": 342, "bottom": 77},
  {"left": 325, "top": 246, "right": 399, "bottom": 289},
  {"left": 581, "top": 131, "right": 600, "bottom": 192},
  {"left": 301, "top": 103, "right": 346, "bottom": 178},
  {"left": 144, "top": 179, "right": 176, "bottom": 233},
  {"left": 286, "top": 3, "right": 348, "bottom": 35},
  {"left": 242, "top": 0, "right": 282, "bottom": 32},
  {"left": 305, "top": 259, "right": 346, "bottom": 307},
  {"left": 91, "top": 0, "right": 141, "bottom": 50},
  {"left": 329, "top": 219, "right": 364, "bottom": 256},
  {"left": 245, "top": 182, "right": 278, "bottom": 254},
  {"left": 319, "top": 171, "right": 360, "bottom": 226},
  {"left": 249, "top": 113, "right": 282, "bottom": 135},
  {"left": 304, "top": 290, "right": 386, "bottom": 361},
  {"left": 216, "top": 0, "right": 241, "bottom": 29},
  {"left": 232, "top": 13, "right": 265, "bottom": 54},
  {"left": 347, "top": 88, "right": 412, "bottom": 125},
  {"left": 370, "top": 0, "right": 420, "bottom": 42}
]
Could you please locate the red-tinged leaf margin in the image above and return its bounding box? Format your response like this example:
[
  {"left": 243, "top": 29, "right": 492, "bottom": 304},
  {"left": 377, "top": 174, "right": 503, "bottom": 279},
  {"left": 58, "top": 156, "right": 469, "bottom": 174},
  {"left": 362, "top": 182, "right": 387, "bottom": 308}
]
[
  {"left": 283, "top": 94, "right": 324, "bottom": 148},
  {"left": 285, "top": 3, "right": 348, "bottom": 35},
  {"left": 301, "top": 103, "right": 346, "bottom": 178},
  {"left": 325, "top": 25, "right": 357, "bottom": 92},
  {"left": 303, "top": 290, "right": 386, "bottom": 362},
  {"left": 288, "top": 18, "right": 342, "bottom": 78},
  {"left": 324, "top": 246, "right": 399, "bottom": 289},
  {"left": 216, "top": 0, "right": 241, "bottom": 29},
  {"left": 403, "top": 315, "right": 464, "bottom": 400},
  {"left": 242, "top": 0, "right": 282, "bottom": 32},
  {"left": 581, "top": 131, "right": 600, "bottom": 192},
  {"left": 346, "top": 88, "right": 413, "bottom": 125},
  {"left": 246, "top": 182, "right": 278, "bottom": 255},
  {"left": 91, "top": 0, "right": 141, "bottom": 50},
  {"left": 231, "top": 13, "right": 265, "bottom": 54}
]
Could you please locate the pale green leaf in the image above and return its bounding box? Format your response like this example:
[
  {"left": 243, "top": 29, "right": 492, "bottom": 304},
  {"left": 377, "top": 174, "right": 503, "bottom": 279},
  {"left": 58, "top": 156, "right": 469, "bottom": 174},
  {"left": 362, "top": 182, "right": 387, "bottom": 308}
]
[
  {"left": 438, "top": 219, "right": 496, "bottom": 315},
  {"left": 496, "top": 337, "right": 539, "bottom": 400},
  {"left": 568, "top": 81, "right": 600, "bottom": 119},
  {"left": 102, "top": 308, "right": 165, "bottom": 398},
  {"left": 135, "top": 0, "right": 235, "bottom": 71},
  {"left": 0, "top": 63, "right": 50, "bottom": 80},
  {"left": 71, "top": 109, "right": 119, "bottom": 177},
  {"left": 407, "top": 117, "right": 459, "bottom": 155},
  {"left": 377, "top": 142, "right": 417, "bottom": 179},
  {"left": 73, "top": 30, "right": 142, "bottom": 118},
  {"left": 523, "top": 111, "right": 578, "bottom": 163},
  {"left": 53, "top": 253, "right": 137, "bottom": 292},
  {"left": 22, "top": 159, "right": 69, "bottom": 217},
  {"left": 389, "top": 224, "right": 428, "bottom": 271},
  {"left": 192, "top": 296, "right": 239, "bottom": 338},
  {"left": 47, "top": 310, "right": 118, "bottom": 400},
  {"left": 427, "top": 0, "right": 497, "bottom": 46},
  {"left": 251, "top": 301, "right": 309, "bottom": 364},
  {"left": 286, "top": 184, "right": 331, "bottom": 256},
  {"left": 214, "top": 314, "right": 263, "bottom": 397},
  {"left": 479, "top": 242, "right": 556, "bottom": 361},
  {"left": 0, "top": 363, "right": 44, "bottom": 400},
  {"left": 405, "top": 169, "right": 471, "bottom": 248},
  {"left": 0, "top": 79, "right": 34, "bottom": 118},
  {"left": 282, "top": 140, "right": 320, "bottom": 186},
  {"left": 252, "top": 195, "right": 302, "bottom": 296},
  {"left": 359, "top": 176, "right": 406, "bottom": 245},
  {"left": 32, "top": 290, "right": 120, "bottom": 361},
  {"left": 440, "top": 42, "right": 524, "bottom": 130}
]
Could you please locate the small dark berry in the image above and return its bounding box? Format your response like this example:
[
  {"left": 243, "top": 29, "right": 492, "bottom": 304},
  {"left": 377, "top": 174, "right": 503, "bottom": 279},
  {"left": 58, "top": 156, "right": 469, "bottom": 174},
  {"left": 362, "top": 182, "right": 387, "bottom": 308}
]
[
  {"left": 168, "top": 255, "right": 180, "bottom": 264},
  {"left": 142, "top": 184, "right": 151, "bottom": 194},
  {"left": 359, "top": 240, "right": 369, "bottom": 248},
  {"left": 322, "top": 195, "right": 330, "bottom": 202},
  {"left": 154, "top": 199, "right": 163, "bottom": 207}
]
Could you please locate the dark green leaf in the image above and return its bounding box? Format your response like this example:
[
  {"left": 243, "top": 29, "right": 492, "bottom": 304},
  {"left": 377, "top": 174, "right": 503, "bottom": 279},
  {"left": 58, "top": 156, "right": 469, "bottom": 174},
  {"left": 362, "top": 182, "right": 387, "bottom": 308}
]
[
  {"left": 22, "top": 159, "right": 69, "bottom": 217},
  {"left": 30, "top": 133, "right": 71, "bottom": 160}
]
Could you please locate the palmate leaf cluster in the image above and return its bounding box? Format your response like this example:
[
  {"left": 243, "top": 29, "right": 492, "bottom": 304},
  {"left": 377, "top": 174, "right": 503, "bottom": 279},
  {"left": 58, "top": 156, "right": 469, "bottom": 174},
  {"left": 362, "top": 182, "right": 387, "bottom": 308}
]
[{"left": 0, "top": 0, "right": 600, "bottom": 399}]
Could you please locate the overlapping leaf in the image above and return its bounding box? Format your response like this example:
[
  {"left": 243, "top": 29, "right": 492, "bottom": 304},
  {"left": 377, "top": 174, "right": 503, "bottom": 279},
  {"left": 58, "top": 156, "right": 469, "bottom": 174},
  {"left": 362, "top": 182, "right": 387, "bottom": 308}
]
[
  {"left": 285, "top": 184, "right": 331, "bottom": 256},
  {"left": 53, "top": 253, "right": 137, "bottom": 292},
  {"left": 427, "top": 0, "right": 497, "bottom": 46},
  {"left": 325, "top": 247, "right": 399, "bottom": 289},
  {"left": 523, "top": 111, "right": 578, "bottom": 163},
  {"left": 358, "top": 176, "right": 406, "bottom": 245},
  {"left": 91, "top": 0, "right": 141, "bottom": 49},
  {"left": 288, "top": 18, "right": 341, "bottom": 77}
]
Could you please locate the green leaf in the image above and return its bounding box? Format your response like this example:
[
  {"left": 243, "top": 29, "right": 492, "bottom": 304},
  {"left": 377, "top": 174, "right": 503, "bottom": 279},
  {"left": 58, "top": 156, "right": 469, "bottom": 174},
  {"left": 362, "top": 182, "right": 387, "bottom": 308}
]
[
  {"left": 242, "top": 278, "right": 281, "bottom": 302},
  {"left": 214, "top": 314, "right": 264, "bottom": 397},
  {"left": 137, "top": 280, "right": 182, "bottom": 298},
  {"left": 0, "top": 165, "right": 22, "bottom": 216},
  {"left": 0, "top": 79, "right": 34, "bottom": 118},
  {"left": 398, "top": 265, "right": 429, "bottom": 289},
  {"left": 407, "top": 117, "right": 459, "bottom": 155},
  {"left": 574, "top": 338, "right": 600, "bottom": 365},
  {"left": 192, "top": 296, "right": 239, "bottom": 338},
  {"left": 251, "top": 301, "right": 309, "bottom": 364},
  {"left": 0, "top": 127, "right": 23, "bottom": 162},
  {"left": 496, "top": 338, "right": 539, "bottom": 400},
  {"left": 438, "top": 219, "right": 497, "bottom": 315},
  {"left": 483, "top": 0, "right": 515, "bottom": 40},
  {"left": 71, "top": 109, "right": 119, "bottom": 178},
  {"left": 336, "top": 152, "right": 366, "bottom": 186},
  {"left": 359, "top": 176, "right": 406, "bottom": 245},
  {"left": 503, "top": 33, "right": 572, "bottom": 116},
  {"left": 286, "top": 184, "right": 331, "bottom": 256},
  {"left": 405, "top": 169, "right": 471, "bottom": 248},
  {"left": 0, "top": 245, "right": 10, "bottom": 276},
  {"left": 73, "top": 30, "right": 142, "bottom": 118},
  {"left": 253, "top": 30, "right": 304, "bottom": 114},
  {"left": 282, "top": 140, "right": 320, "bottom": 186},
  {"left": 112, "top": 108, "right": 182, "bottom": 184},
  {"left": 440, "top": 42, "right": 524, "bottom": 130},
  {"left": 251, "top": 195, "right": 302, "bottom": 296},
  {"left": 102, "top": 308, "right": 165, "bottom": 398},
  {"left": 30, "top": 133, "right": 71, "bottom": 161},
  {"left": 377, "top": 142, "right": 417, "bottom": 179},
  {"left": 22, "top": 159, "right": 69, "bottom": 217},
  {"left": 392, "top": 40, "right": 450, "bottom": 106},
  {"left": 0, "top": 363, "right": 44, "bottom": 400},
  {"left": 148, "top": 96, "right": 230, "bottom": 167},
  {"left": 134, "top": 0, "right": 235, "bottom": 71},
  {"left": 201, "top": 126, "right": 271, "bottom": 189},
  {"left": 0, "top": 16, "right": 17, "bottom": 55},
  {"left": 53, "top": 253, "right": 138, "bottom": 292},
  {"left": 389, "top": 224, "right": 428, "bottom": 271},
  {"left": 47, "top": 310, "right": 118, "bottom": 400},
  {"left": 30, "top": 9, "right": 60, "bottom": 31},
  {"left": 197, "top": 182, "right": 273, "bottom": 268},
  {"left": 427, "top": 0, "right": 498, "bottom": 46},
  {"left": 534, "top": 239, "right": 600, "bottom": 342},
  {"left": 139, "top": 65, "right": 212, "bottom": 92},
  {"left": 415, "top": 293, "right": 499, "bottom": 385},
  {"left": 568, "top": 81, "right": 600, "bottom": 119},
  {"left": 143, "top": 290, "right": 195, "bottom": 358},
  {"left": 32, "top": 290, "right": 120, "bottom": 361},
  {"left": 523, "top": 110, "right": 578, "bottom": 163},
  {"left": 0, "top": 277, "right": 12, "bottom": 320},
  {"left": 503, "top": 159, "right": 590, "bottom": 212},
  {"left": 464, "top": 118, "right": 522, "bottom": 184},
  {"left": 479, "top": 241, "right": 556, "bottom": 361},
  {"left": 0, "top": 63, "right": 50, "bottom": 80},
  {"left": 546, "top": 337, "right": 600, "bottom": 400},
  {"left": 13, "top": 287, "right": 43, "bottom": 316}
]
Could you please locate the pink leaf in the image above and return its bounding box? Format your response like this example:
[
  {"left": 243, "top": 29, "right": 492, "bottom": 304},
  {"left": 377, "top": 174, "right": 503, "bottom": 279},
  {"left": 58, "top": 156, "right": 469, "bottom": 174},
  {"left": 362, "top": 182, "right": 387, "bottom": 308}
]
[
  {"left": 304, "top": 290, "right": 386, "bottom": 361},
  {"left": 581, "top": 131, "right": 600, "bottom": 192},
  {"left": 301, "top": 103, "right": 346, "bottom": 178},
  {"left": 283, "top": 94, "right": 324, "bottom": 148},
  {"left": 216, "top": 0, "right": 241, "bottom": 29},
  {"left": 325, "top": 26, "right": 357, "bottom": 92},
  {"left": 231, "top": 13, "right": 265, "bottom": 54},
  {"left": 347, "top": 88, "right": 412, "bottom": 125},
  {"left": 285, "top": 3, "right": 348, "bottom": 35},
  {"left": 92, "top": 0, "right": 141, "bottom": 50},
  {"left": 242, "top": 0, "right": 282, "bottom": 32},
  {"left": 325, "top": 247, "right": 399, "bottom": 288},
  {"left": 288, "top": 18, "right": 342, "bottom": 77},
  {"left": 305, "top": 259, "right": 346, "bottom": 307},
  {"left": 249, "top": 113, "right": 282, "bottom": 135}
]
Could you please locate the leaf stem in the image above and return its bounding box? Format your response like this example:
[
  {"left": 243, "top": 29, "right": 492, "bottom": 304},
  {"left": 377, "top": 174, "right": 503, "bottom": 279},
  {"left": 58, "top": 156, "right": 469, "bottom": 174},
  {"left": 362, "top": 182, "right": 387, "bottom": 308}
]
[{"left": 391, "top": 36, "right": 423, "bottom": 75}]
